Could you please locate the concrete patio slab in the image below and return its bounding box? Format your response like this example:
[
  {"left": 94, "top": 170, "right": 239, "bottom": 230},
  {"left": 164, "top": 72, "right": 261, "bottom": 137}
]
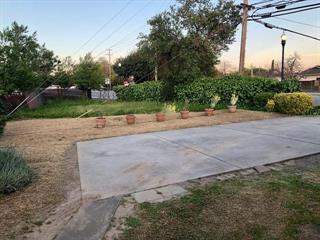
[
  {"left": 56, "top": 197, "right": 120, "bottom": 240},
  {"left": 77, "top": 117, "right": 320, "bottom": 200}
]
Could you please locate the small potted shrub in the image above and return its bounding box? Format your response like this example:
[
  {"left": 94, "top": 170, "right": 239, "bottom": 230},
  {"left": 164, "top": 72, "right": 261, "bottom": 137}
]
[
  {"left": 126, "top": 114, "right": 136, "bottom": 125},
  {"left": 155, "top": 103, "right": 177, "bottom": 122},
  {"left": 205, "top": 95, "right": 221, "bottom": 116},
  {"left": 155, "top": 111, "right": 165, "bottom": 122},
  {"left": 228, "top": 94, "right": 238, "bottom": 113},
  {"left": 180, "top": 98, "right": 190, "bottom": 119},
  {"left": 266, "top": 99, "right": 275, "bottom": 112},
  {"left": 96, "top": 112, "right": 107, "bottom": 128}
]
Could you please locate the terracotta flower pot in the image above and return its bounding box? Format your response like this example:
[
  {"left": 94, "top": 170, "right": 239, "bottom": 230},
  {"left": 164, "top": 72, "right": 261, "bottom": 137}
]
[
  {"left": 228, "top": 105, "right": 237, "bottom": 113},
  {"left": 205, "top": 108, "right": 214, "bottom": 116},
  {"left": 155, "top": 112, "right": 166, "bottom": 122},
  {"left": 180, "top": 111, "right": 189, "bottom": 119},
  {"left": 126, "top": 114, "right": 136, "bottom": 125},
  {"left": 96, "top": 117, "right": 107, "bottom": 128}
]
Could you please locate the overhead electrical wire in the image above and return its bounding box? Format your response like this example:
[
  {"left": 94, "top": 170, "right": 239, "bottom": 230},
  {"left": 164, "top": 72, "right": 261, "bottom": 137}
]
[
  {"left": 89, "top": 0, "right": 153, "bottom": 54},
  {"left": 71, "top": 0, "right": 131, "bottom": 58},
  {"left": 7, "top": 0, "right": 132, "bottom": 117},
  {"left": 251, "top": 2, "right": 320, "bottom": 18},
  {"left": 253, "top": 19, "right": 320, "bottom": 41},
  {"left": 274, "top": 16, "right": 320, "bottom": 29}
]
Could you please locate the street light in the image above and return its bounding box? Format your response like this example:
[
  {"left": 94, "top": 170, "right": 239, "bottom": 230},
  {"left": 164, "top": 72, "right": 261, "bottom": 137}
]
[{"left": 281, "top": 32, "right": 287, "bottom": 81}]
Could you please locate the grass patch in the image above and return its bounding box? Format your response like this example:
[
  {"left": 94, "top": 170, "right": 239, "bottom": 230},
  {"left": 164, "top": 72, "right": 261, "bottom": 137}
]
[
  {"left": 13, "top": 99, "right": 266, "bottom": 119},
  {"left": 14, "top": 99, "right": 164, "bottom": 119},
  {"left": 0, "top": 148, "right": 32, "bottom": 194},
  {"left": 122, "top": 168, "right": 320, "bottom": 240}
]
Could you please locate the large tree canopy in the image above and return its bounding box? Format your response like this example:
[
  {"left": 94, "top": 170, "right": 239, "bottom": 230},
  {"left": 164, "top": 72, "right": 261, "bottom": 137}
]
[
  {"left": 73, "top": 53, "right": 104, "bottom": 90},
  {"left": 0, "top": 22, "right": 57, "bottom": 94},
  {"left": 113, "top": 48, "right": 153, "bottom": 83},
  {"left": 139, "top": 0, "right": 241, "bottom": 98}
]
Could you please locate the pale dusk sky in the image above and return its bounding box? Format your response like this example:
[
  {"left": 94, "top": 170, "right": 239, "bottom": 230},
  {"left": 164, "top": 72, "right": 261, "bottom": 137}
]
[{"left": 1, "top": 0, "right": 319, "bottom": 71}]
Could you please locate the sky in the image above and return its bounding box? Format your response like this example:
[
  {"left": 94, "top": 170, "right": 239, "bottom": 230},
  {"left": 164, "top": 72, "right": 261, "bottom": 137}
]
[{"left": 1, "top": 0, "right": 320, "bottom": 71}]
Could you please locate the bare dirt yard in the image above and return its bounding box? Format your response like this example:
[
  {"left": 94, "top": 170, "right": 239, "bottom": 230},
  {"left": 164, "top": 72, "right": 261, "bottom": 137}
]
[{"left": 0, "top": 110, "right": 283, "bottom": 239}]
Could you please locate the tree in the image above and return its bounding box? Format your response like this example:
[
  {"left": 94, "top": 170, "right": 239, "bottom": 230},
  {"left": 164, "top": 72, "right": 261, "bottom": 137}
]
[
  {"left": 285, "top": 52, "right": 302, "bottom": 79},
  {"left": 139, "top": 0, "right": 241, "bottom": 99},
  {"left": 73, "top": 53, "right": 104, "bottom": 90},
  {"left": 113, "top": 49, "right": 153, "bottom": 83},
  {"left": 53, "top": 56, "right": 75, "bottom": 88},
  {"left": 0, "top": 22, "right": 57, "bottom": 94}
]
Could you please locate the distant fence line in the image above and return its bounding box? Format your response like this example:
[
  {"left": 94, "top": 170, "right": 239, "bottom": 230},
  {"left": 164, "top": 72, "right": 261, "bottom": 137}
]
[{"left": 2, "top": 88, "right": 117, "bottom": 110}]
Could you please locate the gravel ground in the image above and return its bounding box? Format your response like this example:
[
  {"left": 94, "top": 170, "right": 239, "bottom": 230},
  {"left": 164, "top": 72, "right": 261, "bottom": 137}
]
[{"left": 0, "top": 110, "right": 283, "bottom": 239}]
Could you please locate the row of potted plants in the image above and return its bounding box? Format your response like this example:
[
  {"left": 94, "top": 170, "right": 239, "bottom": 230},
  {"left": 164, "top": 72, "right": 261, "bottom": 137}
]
[{"left": 96, "top": 94, "right": 239, "bottom": 127}]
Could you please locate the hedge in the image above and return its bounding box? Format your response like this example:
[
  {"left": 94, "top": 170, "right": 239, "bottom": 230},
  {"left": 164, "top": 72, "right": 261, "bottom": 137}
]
[
  {"left": 274, "top": 92, "right": 313, "bottom": 115},
  {"left": 253, "top": 92, "right": 275, "bottom": 108},
  {"left": 174, "top": 76, "right": 300, "bottom": 104},
  {"left": 113, "top": 76, "right": 300, "bottom": 104},
  {"left": 113, "top": 81, "right": 162, "bottom": 101}
]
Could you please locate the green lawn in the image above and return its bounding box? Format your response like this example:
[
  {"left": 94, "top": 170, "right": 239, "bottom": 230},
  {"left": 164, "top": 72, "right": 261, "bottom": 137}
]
[
  {"left": 12, "top": 98, "right": 272, "bottom": 120},
  {"left": 12, "top": 99, "right": 225, "bottom": 119},
  {"left": 13, "top": 99, "right": 165, "bottom": 119},
  {"left": 123, "top": 164, "right": 320, "bottom": 240}
]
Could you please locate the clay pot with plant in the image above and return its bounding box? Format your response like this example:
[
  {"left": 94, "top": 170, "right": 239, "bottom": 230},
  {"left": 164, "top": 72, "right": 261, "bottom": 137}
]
[
  {"left": 156, "top": 103, "right": 177, "bottom": 122},
  {"left": 126, "top": 114, "right": 136, "bottom": 125},
  {"left": 228, "top": 94, "right": 239, "bottom": 113},
  {"left": 96, "top": 112, "right": 107, "bottom": 128},
  {"left": 180, "top": 98, "right": 190, "bottom": 119},
  {"left": 205, "top": 95, "right": 221, "bottom": 116}
]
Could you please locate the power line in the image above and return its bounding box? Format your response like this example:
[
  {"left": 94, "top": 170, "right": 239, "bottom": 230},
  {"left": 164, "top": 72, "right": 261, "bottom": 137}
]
[
  {"left": 255, "top": 0, "right": 308, "bottom": 10},
  {"left": 251, "top": 0, "right": 275, "bottom": 6},
  {"left": 251, "top": 2, "right": 320, "bottom": 18},
  {"left": 89, "top": 0, "right": 153, "bottom": 55},
  {"left": 253, "top": 19, "right": 320, "bottom": 41},
  {"left": 71, "top": 0, "right": 131, "bottom": 58},
  {"left": 274, "top": 16, "right": 320, "bottom": 28}
]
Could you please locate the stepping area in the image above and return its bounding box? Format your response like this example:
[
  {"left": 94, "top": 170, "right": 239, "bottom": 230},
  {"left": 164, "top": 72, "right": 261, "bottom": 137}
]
[{"left": 77, "top": 117, "right": 320, "bottom": 200}]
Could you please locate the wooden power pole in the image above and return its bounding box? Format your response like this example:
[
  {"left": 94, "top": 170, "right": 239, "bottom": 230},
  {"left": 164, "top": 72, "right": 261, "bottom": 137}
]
[
  {"left": 107, "top": 48, "right": 112, "bottom": 79},
  {"left": 239, "top": 0, "right": 249, "bottom": 74}
]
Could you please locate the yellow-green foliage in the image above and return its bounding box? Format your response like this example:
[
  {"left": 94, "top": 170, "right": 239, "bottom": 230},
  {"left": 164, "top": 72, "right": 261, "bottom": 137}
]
[
  {"left": 266, "top": 99, "right": 275, "bottom": 112},
  {"left": 274, "top": 92, "right": 313, "bottom": 115}
]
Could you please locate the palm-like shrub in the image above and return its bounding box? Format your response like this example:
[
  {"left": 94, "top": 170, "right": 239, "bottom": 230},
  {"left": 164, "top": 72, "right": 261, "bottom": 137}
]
[{"left": 0, "top": 148, "right": 32, "bottom": 194}]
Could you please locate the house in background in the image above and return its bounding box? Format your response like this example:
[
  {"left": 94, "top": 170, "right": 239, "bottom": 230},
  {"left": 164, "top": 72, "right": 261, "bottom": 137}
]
[{"left": 300, "top": 65, "right": 320, "bottom": 91}]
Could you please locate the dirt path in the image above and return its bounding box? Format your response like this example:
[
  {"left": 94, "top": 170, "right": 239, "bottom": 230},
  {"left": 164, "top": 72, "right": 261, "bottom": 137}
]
[{"left": 0, "top": 110, "right": 283, "bottom": 239}]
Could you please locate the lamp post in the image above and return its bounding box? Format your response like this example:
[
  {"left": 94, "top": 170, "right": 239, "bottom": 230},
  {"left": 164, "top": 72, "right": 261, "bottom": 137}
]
[{"left": 281, "top": 32, "right": 287, "bottom": 81}]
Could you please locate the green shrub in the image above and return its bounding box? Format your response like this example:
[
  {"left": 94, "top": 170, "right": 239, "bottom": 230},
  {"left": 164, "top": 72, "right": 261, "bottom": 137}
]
[
  {"left": 274, "top": 92, "right": 313, "bottom": 115},
  {"left": 113, "top": 81, "right": 163, "bottom": 101},
  {"left": 278, "top": 79, "right": 301, "bottom": 93},
  {"left": 253, "top": 92, "right": 275, "bottom": 108},
  {"left": 174, "top": 75, "right": 281, "bottom": 104},
  {"left": 0, "top": 148, "right": 33, "bottom": 194},
  {"left": 0, "top": 116, "right": 5, "bottom": 135}
]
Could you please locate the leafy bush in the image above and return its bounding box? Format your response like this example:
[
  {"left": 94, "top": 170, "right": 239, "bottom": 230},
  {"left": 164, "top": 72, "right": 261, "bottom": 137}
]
[
  {"left": 278, "top": 79, "right": 301, "bottom": 93},
  {"left": 274, "top": 92, "right": 313, "bottom": 115},
  {"left": 253, "top": 92, "right": 275, "bottom": 108},
  {"left": 0, "top": 99, "right": 6, "bottom": 135},
  {"left": 174, "top": 75, "right": 281, "bottom": 104},
  {"left": 0, "top": 116, "right": 5, "bottom": 135},
  {"left": 0, "top": 148, "right": 33, "bottom": 194},
  {"left": 113, "top": 81, "right": 163, "bottom": 101},
  {"left": 266, "top": 99, "right": 275, "bottom": 112}
]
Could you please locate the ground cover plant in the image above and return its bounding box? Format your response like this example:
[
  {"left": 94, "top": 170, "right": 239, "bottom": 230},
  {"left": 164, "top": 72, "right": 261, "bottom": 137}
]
[
  {"left": 0, "top": 148, "right": 32, "bottom": 194},
  {"left": 122, "top": 164, "right": 320, "bottom": 240}
]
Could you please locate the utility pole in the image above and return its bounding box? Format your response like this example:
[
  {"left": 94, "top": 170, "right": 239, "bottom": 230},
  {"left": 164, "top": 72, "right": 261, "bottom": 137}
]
[
  {"left": 239, "top": 0, "right": 249, "bottom": 74},
  {"left": 107, "top": 48, "right": 112, "bottom": 79},
  {"left": 106, "top": 48, "right": 112, "bottom": 100},
  {"left": 155, "top": 66, "right": 158, "bottom": 81}
]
